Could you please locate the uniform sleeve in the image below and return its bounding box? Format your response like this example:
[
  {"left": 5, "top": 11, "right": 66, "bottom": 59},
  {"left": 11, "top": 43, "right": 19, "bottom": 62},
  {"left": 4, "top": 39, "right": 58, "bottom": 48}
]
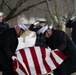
[
  {"left": 66, "top": 19, "right": 73, "bottom": 28},
  {"left": 29, "top": 24, "right": 37, "bottom": 32},
  {"left": 57, "top": 31, "right": 67, "bottom": 52},
  {"left": 2, "top": 34, "right": 13, "bottom": 59}
]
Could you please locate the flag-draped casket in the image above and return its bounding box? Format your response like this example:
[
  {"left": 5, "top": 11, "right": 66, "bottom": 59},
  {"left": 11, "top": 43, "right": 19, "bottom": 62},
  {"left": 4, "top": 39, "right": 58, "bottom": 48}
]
[{"left": 13, "top": 46, "right": 66, "bottom": 75}]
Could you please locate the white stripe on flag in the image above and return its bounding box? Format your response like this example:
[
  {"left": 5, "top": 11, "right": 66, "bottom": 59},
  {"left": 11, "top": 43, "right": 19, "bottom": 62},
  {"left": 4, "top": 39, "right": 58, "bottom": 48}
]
[
  {"left": 16, "top": 67, "right": 25, "bottom": 75},
  {"left": 24, "top": 48, "right": 36, "bottom": 75},
  {"left": 46, "top": 48, "right": 51, "bottom": 56},
  {"left": 16, "top": 51, "right": 29, "bottom": 75},
  {"left": 14, "top": 47, "right": 66, "bottom": 75},
  {"left": 34, "top": 47, "right": 47, "bottom": 74},
  {"left": 52, "top": 51, "right": 63, "bottom": 64},
  {"left": 45, "top": 48, "right": 56, "bottom": 70}
]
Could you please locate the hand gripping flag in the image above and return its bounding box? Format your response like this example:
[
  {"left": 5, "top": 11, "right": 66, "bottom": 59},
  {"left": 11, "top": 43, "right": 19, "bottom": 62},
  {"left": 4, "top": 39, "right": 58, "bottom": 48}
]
[{"left": 13, "top": 46, "right": 66, "bottom": 75}]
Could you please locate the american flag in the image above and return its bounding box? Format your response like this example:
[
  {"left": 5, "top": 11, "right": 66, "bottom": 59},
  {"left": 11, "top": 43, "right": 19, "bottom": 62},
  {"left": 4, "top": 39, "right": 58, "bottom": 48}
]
[{"left": 13, "top": 46, "right": 66, "bottom": 75}]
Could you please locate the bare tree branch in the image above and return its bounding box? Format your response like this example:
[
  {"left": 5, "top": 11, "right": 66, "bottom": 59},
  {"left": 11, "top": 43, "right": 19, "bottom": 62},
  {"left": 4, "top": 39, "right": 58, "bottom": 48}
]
[
  {"left": 15, "top": 0, "right": 28, "bottom": 9},
  {"left": 54, "top": 0, "right": 63, "bottom": 29},
  {"left": 5, "top": 0, "right": 51, "bottom": 21},
  {"left": 35, "top": 7, "right": 48, "bottom": 11},
  {"left": 14, "top": 0, "right": 47, "bottom": 16},
  {"left": 4, "top": 0, "right": 28, "bottom": 21},
  {"left": 0, "top": 0, "right": 4, "bottom": 11},
  {"left": 3, "top": 0, "right": 12, "bottom": 10},
  {"left": 45, "top": 0, "right": 57, "bottom": 26},
  {"left": 5, "top": 0, "right": 12, "bottom": 3}
]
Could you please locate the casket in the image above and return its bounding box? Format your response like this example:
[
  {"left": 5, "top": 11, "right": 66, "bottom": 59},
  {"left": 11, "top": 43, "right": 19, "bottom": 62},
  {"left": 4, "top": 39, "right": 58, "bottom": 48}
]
[{"left": 13, "top": 46, "right": 66, "bottom": 75}]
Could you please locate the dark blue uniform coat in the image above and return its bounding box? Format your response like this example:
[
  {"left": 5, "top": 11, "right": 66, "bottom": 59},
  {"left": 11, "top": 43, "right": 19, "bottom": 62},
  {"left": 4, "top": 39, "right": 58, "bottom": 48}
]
[
  {"left": 29, "top": 24, "right": 47, "bottom": 48},
  {"left": 0, "top": 28, "right": 18, "bottom": 75},
  {"left": 66, "top": 19, "right": 76, "bottom": 45},
  {"left": 46, "top": 29, "right": 76, "bottom": 75}
]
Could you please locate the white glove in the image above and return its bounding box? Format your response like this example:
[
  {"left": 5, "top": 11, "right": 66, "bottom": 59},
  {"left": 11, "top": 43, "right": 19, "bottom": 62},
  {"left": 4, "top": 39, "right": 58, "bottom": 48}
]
[
  {"left": 12, "top": 56, "right": 17, "bottom": 61},
  {"left": 54, "top": 49, "right": 59, "bottom": 50},
  {"left": 47, "top": 46, "right": 51, "bottom": 49},
  {"left": 70, "top": 16, "right": 76, "bottom": 20},
  {"left": 34, "top": 22, "right": 39, "bottom": 25}
]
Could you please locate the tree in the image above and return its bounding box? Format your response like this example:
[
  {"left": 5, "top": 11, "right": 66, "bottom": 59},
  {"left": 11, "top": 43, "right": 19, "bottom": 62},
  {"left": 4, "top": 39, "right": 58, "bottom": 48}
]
[
  {"left": 0, "top": 0, "right": 51, "bottom": 21},
  {"left": 0, "top": 0, "right": 75, "bottom": 30}
]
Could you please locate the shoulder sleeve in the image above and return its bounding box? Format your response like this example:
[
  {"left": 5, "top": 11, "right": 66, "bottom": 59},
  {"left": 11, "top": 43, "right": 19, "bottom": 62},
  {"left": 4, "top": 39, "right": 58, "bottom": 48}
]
[
  {"left": 29, "top": 24, "right": 37, "bottom": 32},
  {"left": 57, "top": 31, "right": 67, "bottom": 52},
  {"left": 2, "top": 33, "right": 13, "bottom": 59}
]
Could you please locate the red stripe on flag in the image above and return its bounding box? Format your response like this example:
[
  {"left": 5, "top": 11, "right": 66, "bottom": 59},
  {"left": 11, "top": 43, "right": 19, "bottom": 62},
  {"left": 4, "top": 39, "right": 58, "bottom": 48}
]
[
  {"left": 13, "top": 59, "right": 19, "bottom": 75},
  {"left": 54, "top": 50, "right": 66, "bottom": 60},
  {"left": 29, "top": 47, "right": 42, "bottom": 75},
  {"left": 17, "top": 50, "right": 28, "bottom": 75},
  {"left": 14, "top": 71, "right": 19, "bottom": 75},
  {"left": 40, "top": 47, "right": 52, "bottom": 72},
  {"left": 50, "top": 53, "right": 59, "bottom": 67},
  {"left": 19, "top": 49, "right": 31, "bottom": 75},
  {"left": 18, "top": 60, "right": 28, "bottom": 75}
]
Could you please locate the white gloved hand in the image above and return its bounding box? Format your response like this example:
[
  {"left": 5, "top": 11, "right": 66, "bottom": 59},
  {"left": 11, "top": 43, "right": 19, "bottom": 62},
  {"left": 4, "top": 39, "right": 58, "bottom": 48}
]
[
  {"left": 12, "top": 56, "right": 17, "bottom": 61},
  {"left": 70, "top": 16, "right": 76, "bottom": 20},
  {"left": 54, "top": 49, "right": 59, "bottom": 50},
  {"left": 34, "top": 22, "right": 39, "bottom": 25},
  {"left": 47, "top": 46, "right": 51, "bottom": 49}
]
